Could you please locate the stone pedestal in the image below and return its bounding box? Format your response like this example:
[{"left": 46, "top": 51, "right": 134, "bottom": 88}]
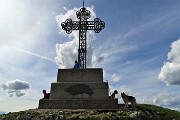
[{"left": 38, "top": 68, "right": 118, "bottom": 109}]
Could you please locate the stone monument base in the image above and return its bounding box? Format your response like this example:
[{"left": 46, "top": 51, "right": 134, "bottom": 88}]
[
  {"left": 38, "top": 68, "right": 119, "bottom": 109},
  {"left": 38, "top": 99, "right": 118, "bottom": 109}
]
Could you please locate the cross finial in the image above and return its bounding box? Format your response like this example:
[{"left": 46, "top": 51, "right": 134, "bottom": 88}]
[{"left": 83, "top": 0, "right": 85, "bottom": 8}]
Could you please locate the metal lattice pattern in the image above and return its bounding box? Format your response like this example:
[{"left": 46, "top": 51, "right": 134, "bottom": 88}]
[{"left": 61, "top": 7, "right": 105, "bottom": 69}]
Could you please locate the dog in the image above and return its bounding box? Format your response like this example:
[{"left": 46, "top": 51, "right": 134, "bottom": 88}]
[
  {"left": 110, "top": 90, "right": 118, "bottom": 99},
  {"left": 121, "top": 92, "right": 137, "bottom": 108}
]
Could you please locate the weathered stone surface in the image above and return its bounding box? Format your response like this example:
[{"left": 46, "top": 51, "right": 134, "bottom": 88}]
[
  {"left": 57, "top": 68, "right": 103, "bottom": 82},
  {"left": 50, "top": 82, "right": 109, "bottom": 99},
  {"left": 66, "top": 84, "right": 93, "bottom": 95},
  {"left": 38, "top": 99, "right": 119, "bottom": 109}
]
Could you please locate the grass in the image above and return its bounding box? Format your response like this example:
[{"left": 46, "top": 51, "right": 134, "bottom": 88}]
[
  {"left": 0, "top": 104, "right": 179, "bottom": 120},
  {"left": 137, "top": 104, "right": 180, "bottom": 120}
]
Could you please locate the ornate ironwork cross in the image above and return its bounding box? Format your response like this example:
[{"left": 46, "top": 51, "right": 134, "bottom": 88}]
[{"left": 61, "top": 2, "right": 105, "bottom": 69}]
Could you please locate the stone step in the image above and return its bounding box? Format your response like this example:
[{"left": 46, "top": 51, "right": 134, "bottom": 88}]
[
  {"left": 57, "top": 68, "right": 103, "bottom": 82},
  {"left": 38, "top": 99, "right": 119, "bottom": 109},
  {"left": 50, "top": 82, "right": 109, "bottom": 99}
]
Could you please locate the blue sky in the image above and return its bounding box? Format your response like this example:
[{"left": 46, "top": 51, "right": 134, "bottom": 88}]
[{"left": 0, "top": 0, "right": 180, "bottom": 112}]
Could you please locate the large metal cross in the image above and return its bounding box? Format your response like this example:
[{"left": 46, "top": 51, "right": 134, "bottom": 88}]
[{"left": 61, "top": 3, "right": 105, "bottom": 69}]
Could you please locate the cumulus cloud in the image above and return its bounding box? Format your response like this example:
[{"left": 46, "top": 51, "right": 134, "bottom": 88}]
[
  {"left": 152, "top": 92, "right": 180, "bottom": 111},
  {"left": 111, "top": 73, "right": 122, "bottom": 82},
  {"left": 158, "top": 38, "right": 180, "bottom": 85},
  {"left": 0, "top": 79, "right": 30, "bottom": 97},
  {"left": 55, "top": 6, "right": 96, "bottom": 68}
]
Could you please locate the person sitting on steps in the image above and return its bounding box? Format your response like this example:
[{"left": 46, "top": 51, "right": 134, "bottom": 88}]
[
  {"left": 43, "top": 90, "right": 50, "bottom": 99},
  {"left": 74, "top": 60, "right": 79, "bottom": 69},
  {"left": 111, "top": 90, "right": 118, "bottom": 99}
]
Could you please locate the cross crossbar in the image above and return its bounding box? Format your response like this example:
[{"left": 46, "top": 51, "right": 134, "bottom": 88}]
[{"left": 61, "top": 18, "right": 105, "bottom": 34}]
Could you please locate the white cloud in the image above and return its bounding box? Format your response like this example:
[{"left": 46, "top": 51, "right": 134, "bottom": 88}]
[
  {"left": 55, "top": 6, "right": 96, "bottom": 68},
  {"left": 117, "top": 85, "right": 133, "bottom": 95},
  {"left": 92, "top": 54, "right": 110, "bottom": 66},
  {"left": 111, "top": 73, "right": 122, "bottom": 82},
  {"left": 152, "top": 92, "right": 180, "bottom": 111},
  {"left": 158, "top": 38, "right": 180, "bottom": 85},
  {"left": 0, "top": 79, "right": 30, "bottom": 97}
]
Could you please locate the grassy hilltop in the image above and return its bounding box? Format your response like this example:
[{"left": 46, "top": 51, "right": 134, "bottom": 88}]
[{"left": 0, "top": 104, "right": 180, "bottom": 120}]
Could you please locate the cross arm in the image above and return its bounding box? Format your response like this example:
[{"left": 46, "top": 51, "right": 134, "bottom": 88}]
[
  {"left": 87, "top": 18, "right": 105, "bottom": 33},
  {"left": 61, "top": 18, "right": 105, "bottom": 34},
  {"left": 61, "top": 19, "right": 80, "bottom": 34}
]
